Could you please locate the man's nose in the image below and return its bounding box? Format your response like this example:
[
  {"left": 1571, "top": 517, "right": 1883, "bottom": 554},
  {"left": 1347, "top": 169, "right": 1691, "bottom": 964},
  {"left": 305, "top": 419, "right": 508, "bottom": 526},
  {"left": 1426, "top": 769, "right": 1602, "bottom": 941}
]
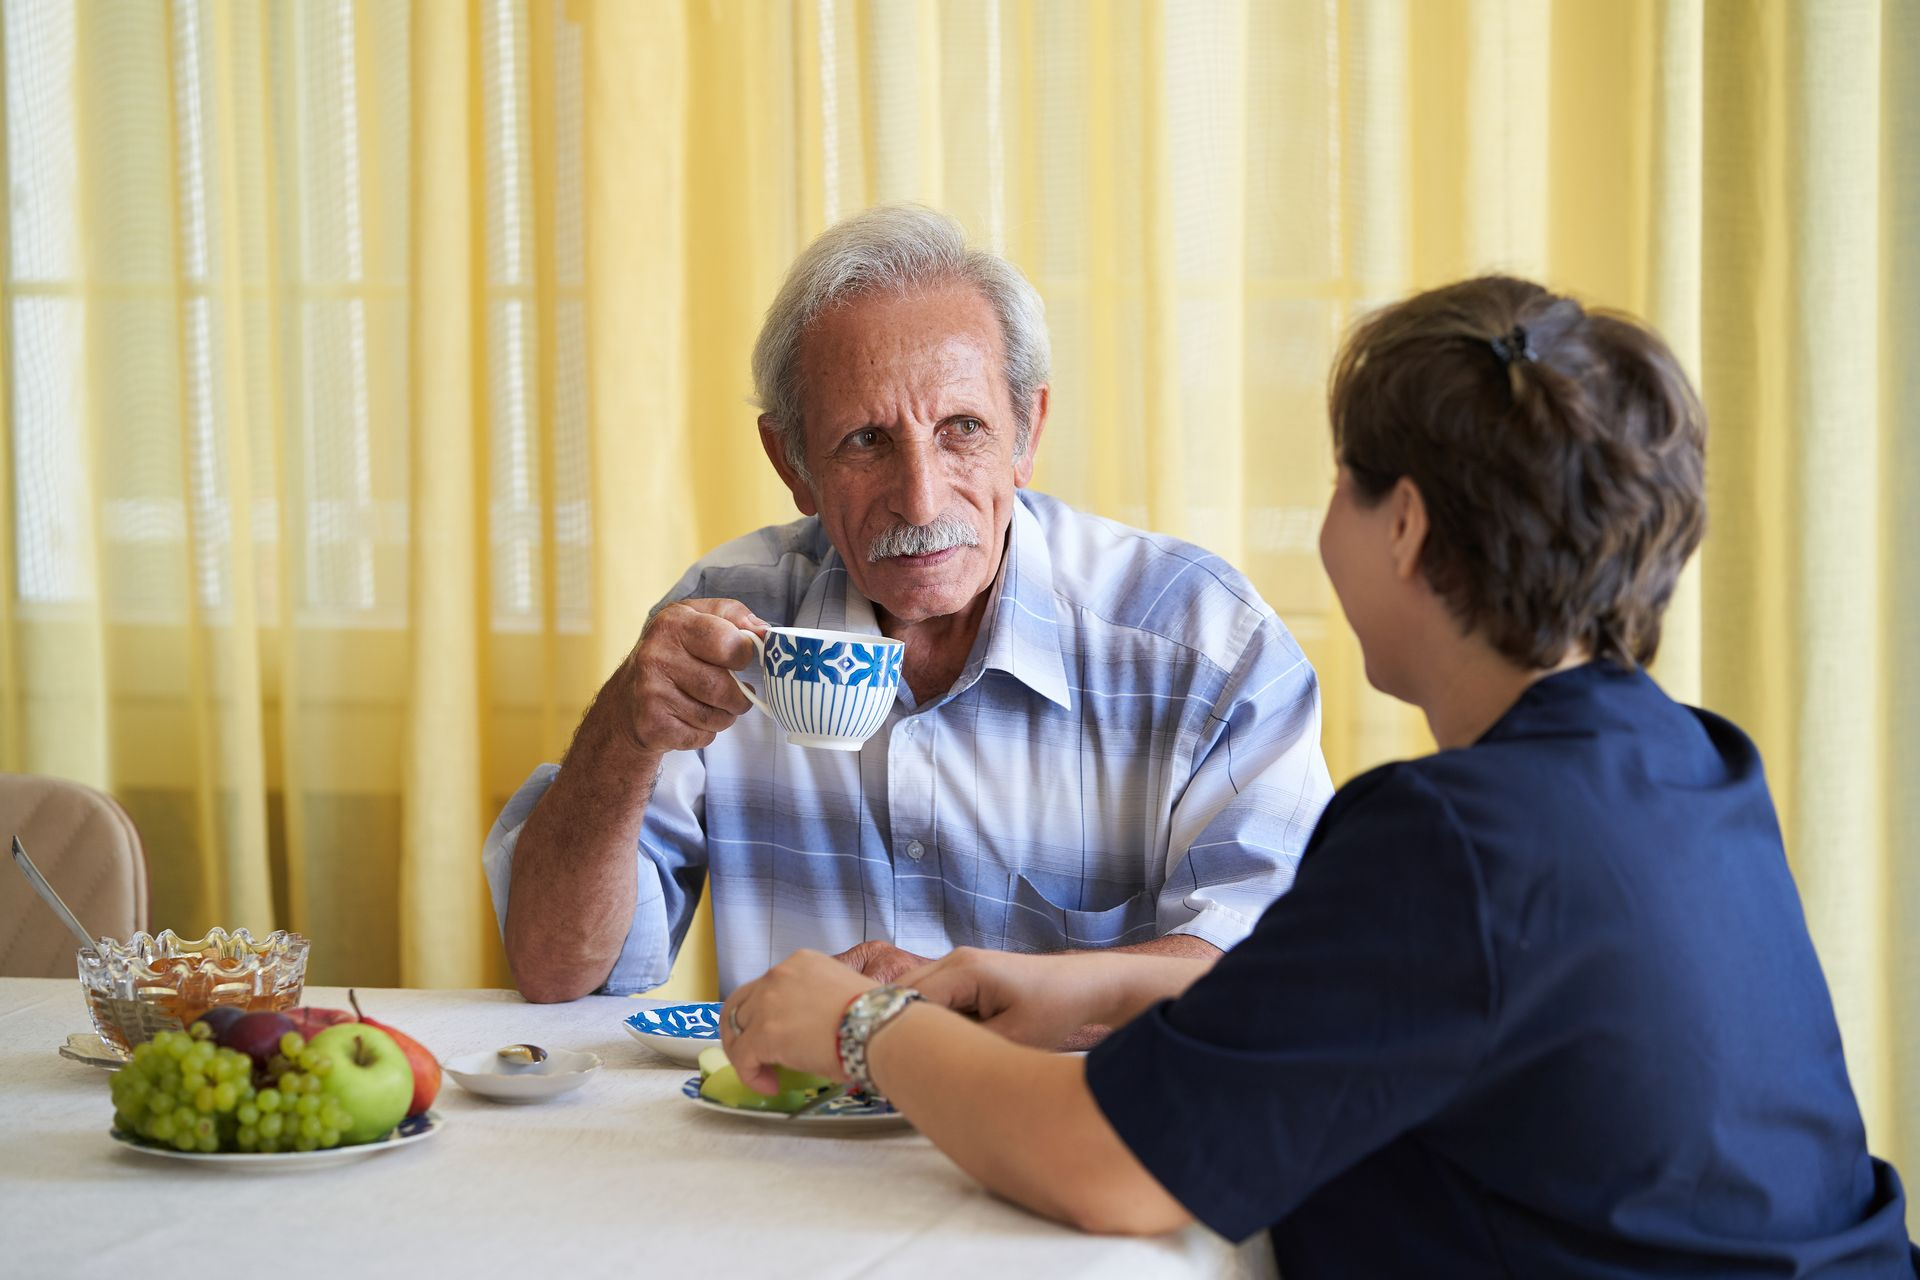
[{"left": 888, "top": 440, "right": 947, "bottom": 528}]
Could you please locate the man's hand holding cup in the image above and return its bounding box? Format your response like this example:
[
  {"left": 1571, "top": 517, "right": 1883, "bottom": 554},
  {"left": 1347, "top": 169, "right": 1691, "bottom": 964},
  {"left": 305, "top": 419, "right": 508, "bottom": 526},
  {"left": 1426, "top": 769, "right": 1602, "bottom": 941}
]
[{"left": 617, "top": 599, "right": 767, "bottom": 754}]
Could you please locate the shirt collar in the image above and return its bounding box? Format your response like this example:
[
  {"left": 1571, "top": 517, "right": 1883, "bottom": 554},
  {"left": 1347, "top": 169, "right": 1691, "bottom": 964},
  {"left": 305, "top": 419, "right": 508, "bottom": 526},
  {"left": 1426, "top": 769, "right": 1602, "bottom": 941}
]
[
  {"left": 792, "top": 529, "right": 867, "bottom": 633},
  {"left": 959, "top": 495, "right": 1073, "bottom": 711},
  {"left": 807, "top": 495, "right": 1073, "bottom": 712}
]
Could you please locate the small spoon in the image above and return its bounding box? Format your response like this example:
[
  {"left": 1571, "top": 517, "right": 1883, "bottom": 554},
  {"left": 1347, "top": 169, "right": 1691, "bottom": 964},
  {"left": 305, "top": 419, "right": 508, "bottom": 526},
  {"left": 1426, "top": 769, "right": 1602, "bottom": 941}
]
[
  {"left": 10, "top": 837, "right": 102, "bottom": 959},
  {"left": 497, "top": 1043, "right": 548, "bottom": 1067}
]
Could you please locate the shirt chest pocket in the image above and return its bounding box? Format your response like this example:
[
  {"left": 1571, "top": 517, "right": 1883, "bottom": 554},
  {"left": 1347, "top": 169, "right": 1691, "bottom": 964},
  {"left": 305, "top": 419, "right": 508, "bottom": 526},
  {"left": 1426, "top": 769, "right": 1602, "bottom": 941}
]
[{"left": 1001, "top": 872, "right": 1159, "bottom": 953}]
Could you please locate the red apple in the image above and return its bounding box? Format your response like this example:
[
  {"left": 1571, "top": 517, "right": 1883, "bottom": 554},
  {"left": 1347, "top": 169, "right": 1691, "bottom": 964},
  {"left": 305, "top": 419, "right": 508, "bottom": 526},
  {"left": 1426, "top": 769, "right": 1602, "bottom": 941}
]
[
  {"left": 285, "top": 1006, "right": 355, "bottom": 1040},
  {"left": 348, "top": 990, "right": 441, "bottom": 1116}
]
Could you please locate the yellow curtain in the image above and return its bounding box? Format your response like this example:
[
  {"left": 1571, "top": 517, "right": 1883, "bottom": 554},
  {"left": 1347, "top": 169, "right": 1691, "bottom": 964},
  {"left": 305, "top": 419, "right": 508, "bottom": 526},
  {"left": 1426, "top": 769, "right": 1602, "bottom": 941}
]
[{"left": 0, "top": 0, "right": 1912, "bottom": 1214}]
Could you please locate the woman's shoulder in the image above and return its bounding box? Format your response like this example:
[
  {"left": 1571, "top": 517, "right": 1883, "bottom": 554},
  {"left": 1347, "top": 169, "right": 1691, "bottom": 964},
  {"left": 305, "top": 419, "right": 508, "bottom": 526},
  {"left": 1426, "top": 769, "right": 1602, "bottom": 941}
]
[
  {"left": 1323, "top": 687, "right": 1786, "bottom": 897},
  {"left": 1311, "top": 759, "right": 1479, "bottom": 864}
]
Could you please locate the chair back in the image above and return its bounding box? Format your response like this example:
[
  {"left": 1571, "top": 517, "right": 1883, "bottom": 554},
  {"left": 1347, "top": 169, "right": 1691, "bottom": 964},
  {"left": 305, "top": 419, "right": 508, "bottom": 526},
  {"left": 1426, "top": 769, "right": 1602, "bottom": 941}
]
[{"left": 0, "top": 774, "right": 150, "bottom": 978}]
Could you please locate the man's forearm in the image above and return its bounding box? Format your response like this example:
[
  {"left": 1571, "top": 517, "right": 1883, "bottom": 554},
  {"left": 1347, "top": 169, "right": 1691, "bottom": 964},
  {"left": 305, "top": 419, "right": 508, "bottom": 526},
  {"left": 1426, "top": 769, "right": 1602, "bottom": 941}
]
[{"left": 504, "top": 691, "right": 665, "bottom": 1003}]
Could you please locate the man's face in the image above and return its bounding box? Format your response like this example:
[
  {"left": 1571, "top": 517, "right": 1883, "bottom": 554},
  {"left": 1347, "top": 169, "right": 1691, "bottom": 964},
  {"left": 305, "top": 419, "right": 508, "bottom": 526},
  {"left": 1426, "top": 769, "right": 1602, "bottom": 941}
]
[{"left": 767, "top": 283, "right": 1043, "bottom": 627}]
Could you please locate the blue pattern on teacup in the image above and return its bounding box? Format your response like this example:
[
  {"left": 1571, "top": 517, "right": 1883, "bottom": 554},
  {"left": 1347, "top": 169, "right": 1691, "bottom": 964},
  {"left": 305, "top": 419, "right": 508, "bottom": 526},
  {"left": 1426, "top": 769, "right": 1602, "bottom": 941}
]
[
  {"left": 769, "top": 635, "right": 843, "bottom": 683},
  {"left": 680, "top": 1074, "right": 900, "bottom": 1119},
  {"left": 767, "top": 635, "right": 902, "bottom": 688},
  {"left": 852, "top": 644, "right": 904, "bottom": 686},
  {"left": 626, "top": 1002, "right": 722, "bottom": 1040}
]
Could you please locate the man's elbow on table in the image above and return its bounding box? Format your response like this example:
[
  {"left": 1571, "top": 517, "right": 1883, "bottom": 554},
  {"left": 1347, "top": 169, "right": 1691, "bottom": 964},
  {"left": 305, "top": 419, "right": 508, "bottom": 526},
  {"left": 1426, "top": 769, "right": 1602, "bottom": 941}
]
[
  {"left": 504, "top": 915, "right": 614, "bottom": 1004},
  {"left": 513, "top": 970, "right": 595, "bottom": 1005}
]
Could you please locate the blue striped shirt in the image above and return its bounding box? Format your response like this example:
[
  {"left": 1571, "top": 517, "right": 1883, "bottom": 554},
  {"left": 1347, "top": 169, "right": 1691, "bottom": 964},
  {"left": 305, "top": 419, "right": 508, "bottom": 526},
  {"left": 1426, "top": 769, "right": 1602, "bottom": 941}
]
[{"left": 483, "top": 491, "right": 1334, "bottom": 995}]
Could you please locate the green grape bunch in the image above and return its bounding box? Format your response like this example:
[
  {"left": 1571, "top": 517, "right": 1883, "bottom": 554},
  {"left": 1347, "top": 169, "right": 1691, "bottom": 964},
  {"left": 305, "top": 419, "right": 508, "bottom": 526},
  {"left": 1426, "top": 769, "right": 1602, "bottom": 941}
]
[{"left": 110, "top": 1024, "right": 354, "bottom": 1155}]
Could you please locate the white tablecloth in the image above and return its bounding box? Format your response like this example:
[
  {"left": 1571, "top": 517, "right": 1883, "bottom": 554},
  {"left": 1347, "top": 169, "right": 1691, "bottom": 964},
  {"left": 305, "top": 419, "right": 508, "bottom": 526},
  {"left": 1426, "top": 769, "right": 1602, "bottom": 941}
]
[{"left": 1, "top": 979, "right": 1274, "bottom": 1279}]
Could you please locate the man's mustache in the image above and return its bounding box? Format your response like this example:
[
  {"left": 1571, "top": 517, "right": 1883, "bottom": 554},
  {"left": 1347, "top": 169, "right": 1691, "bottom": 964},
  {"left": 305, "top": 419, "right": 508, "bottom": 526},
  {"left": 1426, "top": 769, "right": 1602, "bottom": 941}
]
[{"left": 867, "top": 513, "right": 981, "bottom": 562}]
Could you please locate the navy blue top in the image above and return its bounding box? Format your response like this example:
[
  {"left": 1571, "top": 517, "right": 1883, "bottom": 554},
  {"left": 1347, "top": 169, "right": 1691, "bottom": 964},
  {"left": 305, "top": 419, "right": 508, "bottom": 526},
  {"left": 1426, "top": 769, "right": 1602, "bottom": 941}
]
[{"left": 1087, "top": 663, "right": 1915, "bottom": 1277}]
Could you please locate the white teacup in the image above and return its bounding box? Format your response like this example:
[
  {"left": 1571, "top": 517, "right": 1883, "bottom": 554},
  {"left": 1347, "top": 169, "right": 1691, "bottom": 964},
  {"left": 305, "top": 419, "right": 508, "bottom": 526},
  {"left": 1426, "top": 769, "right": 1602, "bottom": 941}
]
[{"left": 730, "top": 627, "right": 905, "bottom": 751}]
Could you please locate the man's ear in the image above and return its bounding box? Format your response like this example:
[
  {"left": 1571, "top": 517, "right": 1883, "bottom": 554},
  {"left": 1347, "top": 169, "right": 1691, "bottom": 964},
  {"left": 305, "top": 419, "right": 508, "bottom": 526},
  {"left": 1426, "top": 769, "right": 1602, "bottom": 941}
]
[
  {"left": 1388, "top": 476, "right": 1429, "bottom": 582},
  {"left": 759, "top": 415, "right": 818, "bottom": 517},
  {"left": 1012, "top": 385, "right": 1049, "bottom": 489}
]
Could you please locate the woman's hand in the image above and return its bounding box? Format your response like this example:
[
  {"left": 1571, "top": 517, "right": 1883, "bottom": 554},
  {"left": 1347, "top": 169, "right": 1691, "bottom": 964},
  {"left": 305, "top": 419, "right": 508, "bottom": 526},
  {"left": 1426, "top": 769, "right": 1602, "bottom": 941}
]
[
  {"left": 900, "top": 947, "right": 1117, "bottom": 1049},
  {"left": 720, "top": 949, "right": 875, "bottom": 1094}
]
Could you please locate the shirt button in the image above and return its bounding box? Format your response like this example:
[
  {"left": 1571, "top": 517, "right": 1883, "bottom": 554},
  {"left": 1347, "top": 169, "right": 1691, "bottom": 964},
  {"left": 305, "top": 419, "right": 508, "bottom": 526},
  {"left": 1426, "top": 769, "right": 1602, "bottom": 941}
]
[
  {"left": 906, "top": 839, "right": 925, "bottom": 860},
  {"left": 901, "top": 720, "right": 916, "bottom": 736}
]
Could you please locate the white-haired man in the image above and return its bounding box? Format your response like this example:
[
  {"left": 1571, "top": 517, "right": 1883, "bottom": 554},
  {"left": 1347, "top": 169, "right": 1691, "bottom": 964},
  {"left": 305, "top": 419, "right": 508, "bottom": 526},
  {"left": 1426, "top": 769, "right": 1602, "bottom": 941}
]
[{"left": 484, "top": 206, "right": 1334, "bottom": 1017}]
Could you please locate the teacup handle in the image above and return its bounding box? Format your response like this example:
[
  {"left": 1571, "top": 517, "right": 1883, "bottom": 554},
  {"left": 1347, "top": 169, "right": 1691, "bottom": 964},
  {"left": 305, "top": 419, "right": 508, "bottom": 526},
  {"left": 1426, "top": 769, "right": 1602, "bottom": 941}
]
[{"left": 730, "top": 630, "right": 772, "bottom": 717}]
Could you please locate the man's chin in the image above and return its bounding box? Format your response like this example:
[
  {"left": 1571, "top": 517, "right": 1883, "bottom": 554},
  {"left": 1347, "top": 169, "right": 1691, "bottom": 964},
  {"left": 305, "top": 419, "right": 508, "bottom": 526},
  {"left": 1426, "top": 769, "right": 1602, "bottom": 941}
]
[{"left": 865, "top": 553, "right": 989, "bottom": 624}]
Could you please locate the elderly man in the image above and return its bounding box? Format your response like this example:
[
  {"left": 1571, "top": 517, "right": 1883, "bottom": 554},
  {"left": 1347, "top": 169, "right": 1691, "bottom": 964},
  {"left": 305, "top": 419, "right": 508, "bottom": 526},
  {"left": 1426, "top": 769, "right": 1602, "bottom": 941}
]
[{"left": 483, "top": 205, "right": 1334, "bottom": 1006}]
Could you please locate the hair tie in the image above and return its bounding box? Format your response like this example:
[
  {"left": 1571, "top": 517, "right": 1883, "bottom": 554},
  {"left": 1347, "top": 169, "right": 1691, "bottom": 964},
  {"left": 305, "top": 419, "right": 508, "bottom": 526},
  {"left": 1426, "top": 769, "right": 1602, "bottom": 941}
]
[{"left": 1489, "top": 325, "right": 1538, "bottom": 366}]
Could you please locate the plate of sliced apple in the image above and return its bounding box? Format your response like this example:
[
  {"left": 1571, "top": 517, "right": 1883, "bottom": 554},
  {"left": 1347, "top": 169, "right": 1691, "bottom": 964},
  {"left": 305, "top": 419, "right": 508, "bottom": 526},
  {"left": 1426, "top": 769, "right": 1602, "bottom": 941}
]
[{"left": 683, "top": 1047, "right": 908, "bottom": 1129}]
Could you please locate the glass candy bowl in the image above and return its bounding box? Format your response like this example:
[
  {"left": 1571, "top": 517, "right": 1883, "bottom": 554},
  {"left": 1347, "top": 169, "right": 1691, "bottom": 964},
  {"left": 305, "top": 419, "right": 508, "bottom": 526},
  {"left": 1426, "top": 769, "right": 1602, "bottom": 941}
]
[{"left": 77, "top": 928, "right": 310, "bottom": 1055}]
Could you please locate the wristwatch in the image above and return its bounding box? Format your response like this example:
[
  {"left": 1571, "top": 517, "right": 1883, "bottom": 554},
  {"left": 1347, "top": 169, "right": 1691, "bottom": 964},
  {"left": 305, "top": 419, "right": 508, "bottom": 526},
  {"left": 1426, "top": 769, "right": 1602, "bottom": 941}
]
[{"left": 837, "top": 984, "right": 924, "bottom": 1091}]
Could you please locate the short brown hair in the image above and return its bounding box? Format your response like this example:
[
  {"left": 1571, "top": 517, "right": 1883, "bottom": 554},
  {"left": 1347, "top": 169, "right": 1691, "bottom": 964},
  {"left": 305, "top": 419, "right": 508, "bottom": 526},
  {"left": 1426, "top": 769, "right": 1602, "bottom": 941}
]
[{"left": 1328, "top": 276, "right": 1706, "bottom": 669}]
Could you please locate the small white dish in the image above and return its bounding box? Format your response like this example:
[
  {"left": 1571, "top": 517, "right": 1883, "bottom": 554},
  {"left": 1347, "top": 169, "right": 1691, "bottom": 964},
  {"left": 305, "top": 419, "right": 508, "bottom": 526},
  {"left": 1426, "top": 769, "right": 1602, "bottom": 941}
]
[
  {"left": 111, "top": 1110, "right": 444, "bottom": 1167},
  {"left": 443, "top": 1047, "right": 601, "bottom": 1102},
  {"left": 623, "top": 1002, "right": 721, "bottom": 1066}
]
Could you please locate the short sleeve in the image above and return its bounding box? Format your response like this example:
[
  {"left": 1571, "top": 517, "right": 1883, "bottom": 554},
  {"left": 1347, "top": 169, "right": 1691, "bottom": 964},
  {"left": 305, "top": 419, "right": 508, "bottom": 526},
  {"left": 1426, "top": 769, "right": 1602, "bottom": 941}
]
[
  {"left": 1160, "top": 620, "right": 1335, "bottom": 949},
  {"left": 1085, "top": 764, "right": 1497, "bottom": 1243}
]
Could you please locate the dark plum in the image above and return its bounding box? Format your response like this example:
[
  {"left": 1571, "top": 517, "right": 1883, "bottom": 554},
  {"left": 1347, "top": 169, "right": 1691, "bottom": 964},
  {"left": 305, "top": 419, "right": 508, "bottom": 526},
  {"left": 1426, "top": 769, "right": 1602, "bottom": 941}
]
[
  {"left": 191, "top": 1005, "right": 247, "bottom": 1041},
  {"left": 219, "top": 1011, "right": 296, "bottom": 1068}
]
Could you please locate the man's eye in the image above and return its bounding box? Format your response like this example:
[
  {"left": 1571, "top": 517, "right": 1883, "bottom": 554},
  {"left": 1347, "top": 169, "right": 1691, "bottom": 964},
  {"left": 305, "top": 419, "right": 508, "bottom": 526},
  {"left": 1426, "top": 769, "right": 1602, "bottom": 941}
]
[
  {"left": 949, "top": 418, "right": 983, "bottom": 437},
  {"left": 846, "top": 429, "right": 881, "bottom": 449}
]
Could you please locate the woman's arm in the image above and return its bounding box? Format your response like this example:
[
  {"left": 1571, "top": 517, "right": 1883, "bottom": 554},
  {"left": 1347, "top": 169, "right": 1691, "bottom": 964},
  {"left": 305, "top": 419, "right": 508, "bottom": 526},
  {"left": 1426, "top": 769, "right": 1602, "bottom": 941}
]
[
  {"left": 719, "top": 949, "right": 1194, "bottom": 1234},
  {"left": 900, "top": 946, "right": 1213, "bottom": 1047},
  {"left": 865, "top": 1002, "right": 1193, "bottom": 1235}
]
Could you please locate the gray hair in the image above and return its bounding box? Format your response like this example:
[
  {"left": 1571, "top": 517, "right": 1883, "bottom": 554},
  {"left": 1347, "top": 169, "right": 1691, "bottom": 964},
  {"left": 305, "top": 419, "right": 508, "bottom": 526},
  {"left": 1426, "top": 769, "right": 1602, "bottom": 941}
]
[{"left": 751, "top": 204, "right": 1051, "bottom": 482}]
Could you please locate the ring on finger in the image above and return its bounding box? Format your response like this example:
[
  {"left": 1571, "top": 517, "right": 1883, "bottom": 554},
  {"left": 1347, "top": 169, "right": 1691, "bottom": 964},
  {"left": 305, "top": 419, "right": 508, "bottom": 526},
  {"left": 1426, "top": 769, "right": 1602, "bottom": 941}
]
[{"left": 727, "top": 1007, "right": 744, "bottom": 1037}]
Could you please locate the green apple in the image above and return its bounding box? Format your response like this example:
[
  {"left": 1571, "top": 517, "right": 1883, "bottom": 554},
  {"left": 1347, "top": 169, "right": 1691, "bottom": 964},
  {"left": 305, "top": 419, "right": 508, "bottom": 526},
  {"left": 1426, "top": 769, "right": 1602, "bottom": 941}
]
[
  {"left": 698, "top": 1062, "right": 834, "bottom": 1113},
  {"left": 698, "top": 1046, "right": 730, "bottom": 1080},
  {"left": 308, "top": 1024, "right": 414, "bottom": 1144}
]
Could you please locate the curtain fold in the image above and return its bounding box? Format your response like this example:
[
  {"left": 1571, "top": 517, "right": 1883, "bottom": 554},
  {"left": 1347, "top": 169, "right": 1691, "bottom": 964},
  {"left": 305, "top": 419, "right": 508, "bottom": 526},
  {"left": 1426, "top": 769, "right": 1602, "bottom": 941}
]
[
  {"left": 1884, "top": 0, "right": 1920, "bottom": 1206},
  {"left": 0, "top": 0, "right": 1910, "bottom": 1217},
  {"left": 400, "top": 0, "right": 485, "bottom": 989},
  {"left": 1781, "top": 0, "right": 1890, "bottom": 1139}
]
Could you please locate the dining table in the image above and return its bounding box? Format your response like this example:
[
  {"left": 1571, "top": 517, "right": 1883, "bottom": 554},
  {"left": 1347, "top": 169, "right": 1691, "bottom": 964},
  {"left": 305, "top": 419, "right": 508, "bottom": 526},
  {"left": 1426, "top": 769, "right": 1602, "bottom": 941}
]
[{"left": 1, "top": 977, "right": 1277, "bottom": 1278}]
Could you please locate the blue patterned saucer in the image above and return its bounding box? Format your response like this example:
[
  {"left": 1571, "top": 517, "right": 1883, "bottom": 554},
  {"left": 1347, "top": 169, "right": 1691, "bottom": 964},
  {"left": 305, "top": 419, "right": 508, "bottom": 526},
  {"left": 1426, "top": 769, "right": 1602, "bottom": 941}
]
[
  {"left": 624, "top": 1002, "right": 722, "bottom": 1065},
  {"left": 680, "top": 1075, "right": 909, "bottom": 1128}
]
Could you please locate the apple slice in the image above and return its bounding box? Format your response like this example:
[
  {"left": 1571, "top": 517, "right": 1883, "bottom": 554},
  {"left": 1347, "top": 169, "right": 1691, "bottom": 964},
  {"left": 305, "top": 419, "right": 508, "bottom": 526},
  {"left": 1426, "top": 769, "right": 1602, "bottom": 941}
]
[
  {"left": 697, "top": 1063, "right": 835, "bottom": 1113},
  {"left": 700, "top": 1065, "right": 813, "bottom": 1112},
  {"left": 697, "top": 1046, "right": 730, "bottom": 1080}
]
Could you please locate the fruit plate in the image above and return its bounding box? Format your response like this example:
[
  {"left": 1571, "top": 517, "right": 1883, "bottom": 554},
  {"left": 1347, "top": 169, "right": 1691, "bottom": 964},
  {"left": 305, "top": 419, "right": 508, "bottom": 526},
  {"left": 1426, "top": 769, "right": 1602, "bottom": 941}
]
[
  {"left": 624, "top": 1002, "right": 722, "bottom": 1065},
  {"left": 109, "top": 1110, "right": 444, "bottom": 1168},
  {"left": 680, "top": 1075, "right": 911, "bottom": 1129}
]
